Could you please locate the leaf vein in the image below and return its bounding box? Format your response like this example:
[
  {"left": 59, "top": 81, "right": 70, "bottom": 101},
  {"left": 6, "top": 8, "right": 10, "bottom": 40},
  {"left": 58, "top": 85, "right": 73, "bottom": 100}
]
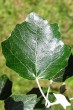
[{"left": 4, "top": 44, "right": 34, "bottom": 77}]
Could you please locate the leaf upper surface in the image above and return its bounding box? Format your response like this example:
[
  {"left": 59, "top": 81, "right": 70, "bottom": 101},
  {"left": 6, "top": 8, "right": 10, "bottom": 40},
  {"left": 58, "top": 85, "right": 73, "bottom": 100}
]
[
  {"left": 1, "top": 12, "right": 71, "bottom": 80},
  {"left": 4, "top": 94, "right": 37, "bottom": 110}
]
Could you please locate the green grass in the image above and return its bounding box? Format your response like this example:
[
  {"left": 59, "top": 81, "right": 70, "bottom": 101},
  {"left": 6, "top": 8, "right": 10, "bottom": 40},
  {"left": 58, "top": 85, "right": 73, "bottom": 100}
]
[{"left": 0, "top": 0, "right": 73, "bottom": 110}]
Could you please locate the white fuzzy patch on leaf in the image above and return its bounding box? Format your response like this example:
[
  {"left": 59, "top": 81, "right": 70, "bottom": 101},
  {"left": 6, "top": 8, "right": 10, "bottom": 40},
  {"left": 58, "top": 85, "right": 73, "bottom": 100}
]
[{"left": 53, "top": 93, "right": 71, "bottom": 109}]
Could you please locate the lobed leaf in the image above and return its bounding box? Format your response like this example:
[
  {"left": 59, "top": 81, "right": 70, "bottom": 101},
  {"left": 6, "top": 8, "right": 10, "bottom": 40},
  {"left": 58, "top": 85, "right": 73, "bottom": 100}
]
[
  {"left": 4, "top": 94, "right": 37, "bottom": 110},
  {"left": 1, "top": 12, "right": 71, "bottom": 81}
]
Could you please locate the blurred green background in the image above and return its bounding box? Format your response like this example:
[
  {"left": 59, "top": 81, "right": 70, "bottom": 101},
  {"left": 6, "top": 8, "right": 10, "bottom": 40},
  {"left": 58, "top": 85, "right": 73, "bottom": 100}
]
[{"left": 0, "top": 0, "right": 73, "bottom": 110}]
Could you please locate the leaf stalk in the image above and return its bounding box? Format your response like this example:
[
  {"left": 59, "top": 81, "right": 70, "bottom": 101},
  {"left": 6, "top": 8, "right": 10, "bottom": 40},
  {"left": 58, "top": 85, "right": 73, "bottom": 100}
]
[{"left": 36, "top": 78, "right": 51, "bottom": 108}]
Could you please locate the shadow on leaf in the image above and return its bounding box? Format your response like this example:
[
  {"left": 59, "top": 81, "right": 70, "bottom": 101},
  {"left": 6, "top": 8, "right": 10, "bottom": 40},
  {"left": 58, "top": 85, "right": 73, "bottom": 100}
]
[
  {"left": 4, "top": 97, "right": 24, "bottom": 110},
  {"left": 63, "top": 53, "right": 73, "bottom": 81},
  {"left": 0, "top": 75, "right": 12, "bottom": 100}
]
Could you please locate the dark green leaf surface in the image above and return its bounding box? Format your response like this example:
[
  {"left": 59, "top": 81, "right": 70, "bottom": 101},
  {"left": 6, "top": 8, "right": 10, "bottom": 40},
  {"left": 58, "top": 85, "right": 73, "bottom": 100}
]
[
  {"left": 63, "top": 53, "right": 73, "bottom": 80},
  {"left": 53, "top": 53, "right": 73, "bottom": 82},
  {"left": 0, "top": 75, "right": 12, "bottom": 100},
  {"left": 1, "top": 12, "right": 71, "bottom": 80},
  {"left": 48, "top": 93, "right": 56, "bottom": 103},
  {"left": 4, "top": 94, "right": 37, "bottom": 110}
]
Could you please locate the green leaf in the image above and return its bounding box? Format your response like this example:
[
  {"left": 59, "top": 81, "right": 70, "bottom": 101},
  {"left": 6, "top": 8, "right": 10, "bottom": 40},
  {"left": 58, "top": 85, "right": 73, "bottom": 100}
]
[
  {"left": 48, "top": 93, "right": 56, "bottom": 103},
  {"left": 53, "top": 53, "right": 73, "bottom": 82},
  {"left": 63, "top": 53, "right": 73, "bottom": 80},
  {"left": 1, "top": 12, "right": 71, "bottom": 80},
  {"left": 27, "top": 88, "right": 45, "bottom": 108},
  {"left": 0, "top": 75, "right": 12, "bottom": 100},
  {"left": 4, "top": 94, "right": 37, "bottom": 110}
]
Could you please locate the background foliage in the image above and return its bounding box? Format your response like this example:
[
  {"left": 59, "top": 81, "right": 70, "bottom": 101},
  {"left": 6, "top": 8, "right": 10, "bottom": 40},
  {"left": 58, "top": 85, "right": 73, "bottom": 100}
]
[{"left": 0, "top": 0, "right": 73, "bottom": 110}]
